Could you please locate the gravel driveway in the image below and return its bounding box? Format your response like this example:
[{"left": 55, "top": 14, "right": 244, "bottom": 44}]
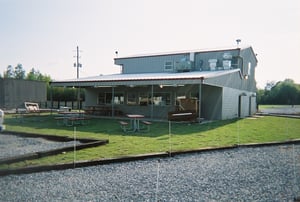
[
  {"left": 1, "top": 144, "right": 299, "bottom": 201},
  {"left": 0, "top": 134, "right": 79, "bottom": 159},
  {"left": 259, "top": 106, "right": 300, "bottom": 115}
]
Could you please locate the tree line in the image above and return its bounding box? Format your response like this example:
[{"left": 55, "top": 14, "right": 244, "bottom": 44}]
[
  {"left": 1, "top": 64, "right": 83, "bottom": 101},
  {"left": 1, "top": 64, "right": 51, "bottom": 82},
  {"left": 257, "top": 79, "right": 300, "bottom": 105}
]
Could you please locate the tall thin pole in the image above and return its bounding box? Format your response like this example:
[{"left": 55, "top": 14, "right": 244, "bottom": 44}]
[
  {"left": 151, "top": 85, "right": 154, "bottom": 119},
  {"left": 76, "top": 46, "right": 80, "bottom": 79},
  {"left": 112, "top": 86, "right": 115, "bottom": 117},
  {"left": 74, "top": 46, "right": 82, "bottom": 111},
  {"left": 198, "top": 78, "right": 203, "bottom": 123},
  {"left": 169, "top": 121, "right": 172, "bottom": 157}
]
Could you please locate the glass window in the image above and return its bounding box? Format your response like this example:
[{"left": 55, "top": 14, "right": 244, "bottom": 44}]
[
  {"left": 139, "top": 93, "right": 149, "bottom": 106},
  {"left": 164, "top": 61, "right": 173, "bottom": 71},
  {"left": 113, "top": 92, "right": 124, "bottom": 104},
  {"left": 153, "top": 92, "right": 171, "bottom": 106},
  {"left": 105, "top": 92, "right": 112, "bottom": 104},
  {"left": 248, "top": 62, "right": 251, "bottom": 75},
  {"left": 98, "top": 92, "right": 105, "bottom": 104},
  {"left": 98, "top": 92, "right": 124, "bottom": 104},
  {"left": 127, "top": 93, "right": 137, "bottom": 105}
]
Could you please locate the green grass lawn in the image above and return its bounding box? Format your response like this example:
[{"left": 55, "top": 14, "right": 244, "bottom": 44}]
[{"left": 1, "top": 113, "right": 300, "bottom": 169}]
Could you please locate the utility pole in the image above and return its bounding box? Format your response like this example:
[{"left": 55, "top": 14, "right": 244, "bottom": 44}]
[
  {"left": 74, "top": 46, "right": 82, "bottom": 79},
  {"left": 74, "top": 46, "right": 82, "bottom": 110}
]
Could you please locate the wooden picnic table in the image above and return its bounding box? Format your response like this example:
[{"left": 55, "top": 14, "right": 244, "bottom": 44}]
[
  {"left": 56, "top": 111, "right": 89, "bottom": 126},
  {"left": 126, "top": 114, "right": 145, "bottom": 132}
]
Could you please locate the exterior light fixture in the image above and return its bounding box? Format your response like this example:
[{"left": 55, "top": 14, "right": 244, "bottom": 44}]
[{"left": 236, "top": 39, "right": 241, "bottom": 47}]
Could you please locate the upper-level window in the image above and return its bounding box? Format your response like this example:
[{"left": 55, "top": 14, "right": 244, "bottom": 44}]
[
  {"left": 164, "top": 61, "right": 173, "bottom": 71},
  {"left": 248, "top": 62, "right": 251, "bottom": 76}
]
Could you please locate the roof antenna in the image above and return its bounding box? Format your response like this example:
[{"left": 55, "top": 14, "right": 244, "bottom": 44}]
[{"left": 236, "top": 39, "right": 241, "bottom": 48}]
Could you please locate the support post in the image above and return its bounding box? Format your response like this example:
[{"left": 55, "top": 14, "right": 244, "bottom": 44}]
[
  {"left": 151, "top": 85, "right": 154, "bottom": 119},
  {"left": 111, "top": 86, "right": 115, "bottom": 117},
  {"left": 198, "top": 78, "right": 203, "bottom": 123}
]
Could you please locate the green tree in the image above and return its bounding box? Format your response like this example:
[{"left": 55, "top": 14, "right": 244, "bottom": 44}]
[
  {"left": 256, "top": 89, "right": 265, "bottom": 104},
  {"left": 275, "top": 79, "right": 299, "bottom": 105},
  {"left": 38, "top": 74, "right": 51, "bottom": 83},
  {"left": 2, "top": 63, "right": 83, "bottom": 102},
  {"left": 14, "top": 64, "right": 26, "bottom": 79},
  {"left": 257, "top": 79, "right": 300, "bottom": 105},
  {"left": 3, "top": 65, "right": 15, "bottom": 78},
  {"left": 26, "top": 68, "right": 40, "bottom": 80},
  {"left": 26, "top": 68, "right": 51, "bottom": 82},
  {"left": 51, "top": 87, "right": 79, "bottom": 101}
]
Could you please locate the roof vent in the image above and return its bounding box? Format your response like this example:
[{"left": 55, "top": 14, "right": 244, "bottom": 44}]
[
  {"left": 223, "top": 52, "right": 232, "bottom": 59},
  {"left": 208, "top": 59, "right": 218, "bottom": 71}
]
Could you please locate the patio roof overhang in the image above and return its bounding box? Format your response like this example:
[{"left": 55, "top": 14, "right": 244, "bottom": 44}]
[{"left": 50, "top": 69, "right": 240, "bottom": 88}]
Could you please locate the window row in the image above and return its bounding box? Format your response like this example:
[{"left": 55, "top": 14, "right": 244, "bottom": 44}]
[{"left": 98, "top": 92, "right": 172, "bottom": 106}]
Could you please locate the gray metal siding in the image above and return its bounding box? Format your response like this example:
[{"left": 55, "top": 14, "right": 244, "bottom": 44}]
[
  {"left": 222, "top": 87, "right": 240, "bottom": 119},
  {"left": 222, "top": 87, "right": 256, "bottom": 119},
  {"left": 205, "top": 70, "right": 256, "bottom": 93},
  {"left": 115, "top": 49, "right": 242, "bottom": 74},
  {"left": 116, "top": 54, "right": 188, "bottom": 74},
  {"left": 240, "top": 47, "right": 257, "bottom": 92},
  {"left": 249, "top": 96, "right": 257, "bottom": 115},
  {"left": 240, "top": 95, "right": 250, "bottom": 117}
]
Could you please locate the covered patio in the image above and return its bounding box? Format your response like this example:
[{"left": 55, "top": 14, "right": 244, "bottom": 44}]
[{"left": 50, "top": 69, "right": 241, "bottom": 121}]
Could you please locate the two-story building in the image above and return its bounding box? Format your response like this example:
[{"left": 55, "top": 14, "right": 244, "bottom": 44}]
[{"left": 50, "top": 46, "right": 258, "bottom": 121}]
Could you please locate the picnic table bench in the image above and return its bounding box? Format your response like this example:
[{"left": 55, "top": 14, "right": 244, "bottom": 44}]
[
  {"left": 67, "top": 116, "right": 90, "bottom": 126},
  {"left": 119, "top": 119, "right": 152, "bottom": 133},
  {"left": 168, "top": 110, "right": 197, "bottom": 122},
  {"left": 55, "top": 113, "right": 90, "bottom": 126}
]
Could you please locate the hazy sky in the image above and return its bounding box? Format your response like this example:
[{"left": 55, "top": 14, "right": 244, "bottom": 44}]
[{"left": 1, "top": 0, "right": 299, "bottom": 88}]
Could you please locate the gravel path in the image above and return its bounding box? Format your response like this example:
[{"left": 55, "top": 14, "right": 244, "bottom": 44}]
[
  {"left": 1, "top": 144, "right": 299, "bottom": 201},
  {"left": 259, "top": 106, "right": 300, "bottom": 115},
  {"left": 0, "top": 134, "right": 79, "bottom": 159}
]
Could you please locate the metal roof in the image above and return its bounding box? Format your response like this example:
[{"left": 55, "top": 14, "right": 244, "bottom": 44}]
[
  {"left": 114, "top": 45, "right": 251, "bottom": 60},
  {"left": 50, "top": 69, "right": 240, "bottom": 87}
]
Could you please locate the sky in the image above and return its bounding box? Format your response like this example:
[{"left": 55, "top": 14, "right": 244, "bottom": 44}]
[{"left": 0, "top": 0, "right": 299, "bottom": 89}]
